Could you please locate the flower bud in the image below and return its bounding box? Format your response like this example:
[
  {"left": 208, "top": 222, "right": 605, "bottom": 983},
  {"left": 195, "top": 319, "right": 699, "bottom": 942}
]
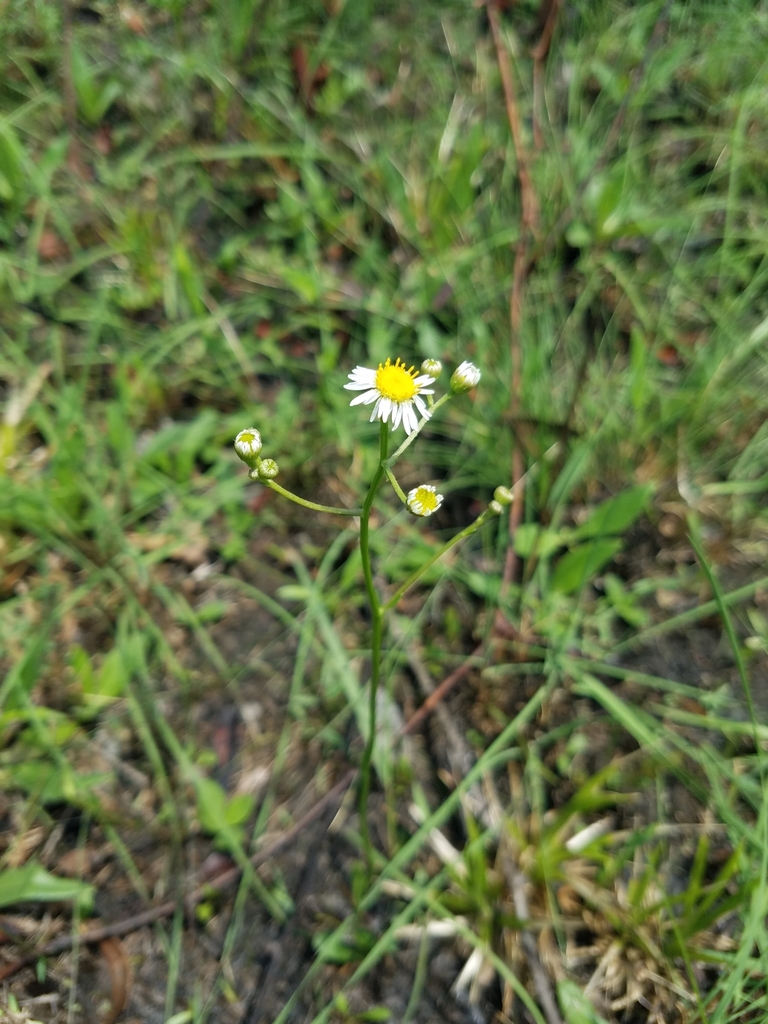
[
  {"left": 420, "top": 358, "right": 442, "bottom": 377},
  {"left": 406, "top": 484, "right": 444, "bottom": 517},
  {"left": 255, "top": 458, "right": 279, "bottom": 480},
  {"left": 493, "top": 485, "right": 514, "bottom": 506},
  {"left": 234, "top": 428, "right": 262, "bottom": 466},
  {"left": 450, "top": 360, "right": 481, "bottom": 394},
  {"left": 488, "top": 499, "right": 504, "bottom": 516}
]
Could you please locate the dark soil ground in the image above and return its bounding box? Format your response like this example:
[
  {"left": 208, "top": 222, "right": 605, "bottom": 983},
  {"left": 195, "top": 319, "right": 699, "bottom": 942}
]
[{"left": 3, "top": 509, "right": 765, "bottom": 1024}]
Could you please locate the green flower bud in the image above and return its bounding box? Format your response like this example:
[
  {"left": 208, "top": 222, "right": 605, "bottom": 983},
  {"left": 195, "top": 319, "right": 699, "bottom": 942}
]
[
  {"left": 234, "top": 428, "right": 263, "bottom": 467},
  {"left": 255, "top": 458, "right": 279, "bottom": 480},
  {"left": 420, "top": 358, "right": 442, "bottom": 377},
  {"left": 450, "top": 360, "right": 481, "bottom": 394},
  {"left": 488, "top": 499, "right": 504, "bottom": 516},
  {"left": 493, "top": 485, "right": 514, "bottom": 506}
]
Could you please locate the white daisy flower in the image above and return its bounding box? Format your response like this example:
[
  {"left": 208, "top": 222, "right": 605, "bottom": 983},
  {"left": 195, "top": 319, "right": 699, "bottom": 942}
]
[
  {"left": 406, "top": 484, "right": 443, "bottom": 517},
  {"left": 450, "top": 360, "right": 481, "bottom": 394},
  {"left": 344, "top": 357, "right": 435, "bottom": 435},
  {"left": 234, "top": 428, "right": 262, "bottom": 464}
]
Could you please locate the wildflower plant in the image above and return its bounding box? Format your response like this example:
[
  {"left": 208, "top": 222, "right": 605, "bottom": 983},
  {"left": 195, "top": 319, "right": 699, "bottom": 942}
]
[{"left": 234, "top": 358, "right": 504, "bottom": 872}]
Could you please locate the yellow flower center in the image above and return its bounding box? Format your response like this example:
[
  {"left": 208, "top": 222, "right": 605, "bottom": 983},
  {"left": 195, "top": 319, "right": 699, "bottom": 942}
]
[
  {"left": 375, "top": 358, "right": 418, "bottom": 403},
  {"left": 413, "top": 487, "right": 438, "bottom": 512}
]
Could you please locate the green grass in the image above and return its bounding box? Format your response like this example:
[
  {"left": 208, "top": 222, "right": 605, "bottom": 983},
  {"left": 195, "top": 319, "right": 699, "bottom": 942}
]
[{"left": 2, "top": 0, "right": 768, "bottom": 1021}]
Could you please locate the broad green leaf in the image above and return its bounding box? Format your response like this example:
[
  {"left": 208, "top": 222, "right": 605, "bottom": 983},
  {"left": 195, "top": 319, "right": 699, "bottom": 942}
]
[
  {"left": 0, "top": 863, "right": 93, "bottom": 913},
  {"left": 0, "top": 123, "right": 24, "bottom": 201},
  {"left": 551, "top": 540, "right": 622, "bottom": 594},
  {"left": 514, "top": 523, "right": 570, "bottom": 558},
  {"left": 96, "top": 649, "right": 127, "bottom": 699},
  {"left": 195, "top": 776, "right": 230, "bottom": 834},
  {"left": 4, "top": 760, "right": 110, "bottom": 806},
  {"left": 574, "top": 485, "right": 653, "bottom": 541}
]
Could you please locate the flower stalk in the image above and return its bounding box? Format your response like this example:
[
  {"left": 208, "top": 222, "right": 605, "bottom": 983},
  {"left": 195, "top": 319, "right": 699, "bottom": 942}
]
[
  {"left": 357, "top": 422, "right": 388, "bottom": 872},
  {"left": 234, "top": 357, "right": 494, "bottom": 880}
]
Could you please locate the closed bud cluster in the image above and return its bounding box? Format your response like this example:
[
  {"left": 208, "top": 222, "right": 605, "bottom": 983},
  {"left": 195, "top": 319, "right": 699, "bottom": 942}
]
[
  {"left": 420, "top": 358, "right": 442, "bottom": 377},
  {"left": 488, "top": 499, "right": 504, "bottom": 516},
  {"left": 450, "top": 361, "right": 481, "bottom": 394},
  {"left": 493, "top": 485, "right": 514, "bottom": 506}
]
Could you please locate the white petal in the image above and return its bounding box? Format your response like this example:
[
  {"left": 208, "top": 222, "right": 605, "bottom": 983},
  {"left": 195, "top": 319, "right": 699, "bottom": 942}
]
[
  {"left": 413, "top": 395, "right": 430, "bottom": 419},
  {"left": 350, "top": 389, "right": 380, "bottom": 406},
  {"left": 392, "top": 402, "right": 403, "bottom": 429},
  {"left": 370, "top": 397, "right": 383, "bottom": 422}
]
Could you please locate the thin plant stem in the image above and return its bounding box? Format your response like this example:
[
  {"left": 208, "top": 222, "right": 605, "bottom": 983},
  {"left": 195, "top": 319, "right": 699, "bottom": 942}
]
[
  {"left": 358, "top": 422, "right": 388, "bottom": 872},
  {"left": 382, "top": 506, "right": 500, "bottom": 612},
  {"left": 265, "top": 479, "right": 362, "bottom": 516},
  {"left": 385, "top": 466, "right": 407, "bottom": 504},
  {"left": 385, "top": 394, "right": 452, "bottom": 467}
]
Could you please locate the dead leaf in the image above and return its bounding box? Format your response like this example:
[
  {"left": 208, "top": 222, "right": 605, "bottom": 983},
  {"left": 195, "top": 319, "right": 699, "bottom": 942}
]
[
  {"left": 99, "top": 936, "right": 131, "bottom": 1024},
  {"left": 119, "top": 5, "right": 147, "bottom": 33},
  {"left": 38, "top": 230, "right": 69, "bottom": 261}
]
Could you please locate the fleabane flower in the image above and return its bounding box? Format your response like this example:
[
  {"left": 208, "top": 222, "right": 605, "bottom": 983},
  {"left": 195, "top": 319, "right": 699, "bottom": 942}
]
[
  {"left": 345, "top": 357, "right": 434, "bottom": 435},
  {"left": 234, "top": 428, "right": 262, "bottom": 465},
  {"left": 406, "top": 484, "right": 443, "bottom": 517},
  {"left": 450, "top": 360, "right": 481, "bottom": 394}
]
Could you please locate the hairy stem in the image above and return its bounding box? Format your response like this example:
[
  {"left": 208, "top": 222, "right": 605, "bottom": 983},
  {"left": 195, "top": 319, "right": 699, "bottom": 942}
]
[
  {"left": 358, "top": 423, "right": 388, "bottom": 873},
  {"left": 265, "top": 480, "right": 361, "bottom": 516},
  {"left": 383, "top": 505, "right": 500, "bottom": 612}
]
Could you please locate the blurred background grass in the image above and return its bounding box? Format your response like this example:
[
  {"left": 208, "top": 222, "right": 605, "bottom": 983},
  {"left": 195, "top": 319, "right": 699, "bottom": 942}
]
[{"left": 2, "top": 1, "right": 768, "bottom": 1022}]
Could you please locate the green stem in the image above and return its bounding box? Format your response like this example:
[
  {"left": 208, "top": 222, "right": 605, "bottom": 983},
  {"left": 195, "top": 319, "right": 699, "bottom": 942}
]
[
  {"left": 382, "top": 505, "right": 499, "bottom": 611},
  {"left": 385, "top": 466, "right": 408, "bottom": 505},
  {"left": 358, "top": 422, "right": 388, "bottom": 874},
  {"left": 385, "top": 394, "right": 452, "bottom": 467},
  {"left": 265, "top": 479, "right": 362, "bottom": 516}
]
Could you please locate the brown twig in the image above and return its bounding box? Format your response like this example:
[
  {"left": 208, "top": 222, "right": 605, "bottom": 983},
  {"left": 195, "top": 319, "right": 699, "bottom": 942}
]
[
  {"left": 487, "top": 3, "right": 539, "bottom": 234},
  {"left": 400, "top": 643, "right": 483, "bottom": 737},
  {"left": 487, "top": 1, "right": 540, "bottom": 604}
]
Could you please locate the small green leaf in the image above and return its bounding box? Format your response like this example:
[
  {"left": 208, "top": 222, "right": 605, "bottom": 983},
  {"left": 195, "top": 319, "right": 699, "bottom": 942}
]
[
  {"left": 281, "top": 267, "right": 321, "bottom": 303},
  {"left": 0, "top": 863, "right": 94, "bottom": 913},
  {"left": 224, "top": 792, "right": 255, "bottom": 827},
  {"left": 276, "top": 585, "right": 309, "bottom": 602},
  {"left": 195, "top": 599, "right": 229, "bottom": 624},
  {"left": 557, "top": 980, "right": 610, "bottom": 1024},
  {"left": 551, "top": 540, "right": 622, "bottom": 594},
  {"left": 359, "top": 1009, "right": 392, "bottom": 1022}
]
